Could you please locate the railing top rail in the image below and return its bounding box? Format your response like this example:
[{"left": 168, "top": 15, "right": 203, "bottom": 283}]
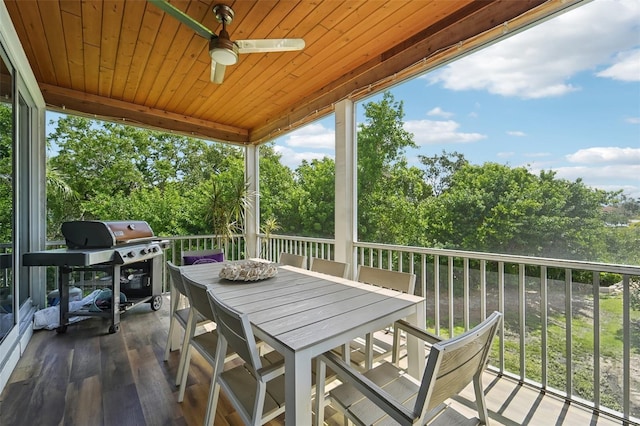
[
  {"left": 258, "top": 233, "right": 335, "bottom": 245},
  {"left": 354, "top": 241, "right": 640, "bottom": 275}
]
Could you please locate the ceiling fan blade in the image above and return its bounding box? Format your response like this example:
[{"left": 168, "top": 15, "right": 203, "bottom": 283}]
[
  {"left": 211, "top": 61, "right": 226, "bottom": 84},
  {"left": 148, "top": 0, "right": 214, "bottom": 40},
  {"left": 236, "top": 39, "right": 305, "bottom": 54}
]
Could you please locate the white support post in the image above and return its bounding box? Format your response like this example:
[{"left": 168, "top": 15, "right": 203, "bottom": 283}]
[
  {"left": 334, "top": 99, "right": 356, "bottom": 277},
  {"left": 245, "top": 145, "right": 259, "bottom": 259}
]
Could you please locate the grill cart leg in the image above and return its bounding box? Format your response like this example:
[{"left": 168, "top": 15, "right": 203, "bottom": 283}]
[
  {"left": 109, "top": 264, "right": 121, "bottom": 333},
  {"left": 56, "top": 267, "right": 71, "bottom": 334}
]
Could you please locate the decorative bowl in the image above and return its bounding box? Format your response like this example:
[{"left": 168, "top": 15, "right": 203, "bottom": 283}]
[{"left": 219, "top": 261, "right": 278, "bottom": 282}]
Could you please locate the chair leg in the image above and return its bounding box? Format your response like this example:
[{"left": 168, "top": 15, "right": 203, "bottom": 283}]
[
  {"left": 203, "top": 375, "right": 219, "bottom": 426},
  {"left": 365, "top": 333, "right": 374, "bottom": 370},
  {"left": 176, "top": 314, "right": 195, "bottom": 386},
  {"left": 164, "top": 317, "right": 176, "bottom": 361},
  {"left": 206, "top": 338, "right": 227, "bottom": 426},
  {"left": 164, "top": 290, "right": 180, "bottom": 361},
  {"left": 178, "top": 345, "right": 192, "bottom": 402},
  {"left": 252, "top": 381, "right": 267, "bottom": 426},
  {"left": 473, "top": 374, "right": 489, "bottom": 425}
]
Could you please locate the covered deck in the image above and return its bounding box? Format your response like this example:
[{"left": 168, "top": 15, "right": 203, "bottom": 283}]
[{"left": 0, "top": 1, "right": 637, "bottom": 425}]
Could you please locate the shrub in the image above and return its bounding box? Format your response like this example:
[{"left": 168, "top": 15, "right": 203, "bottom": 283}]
[{"left": 600, "top": 272, "right": 622, "bottom": 287}]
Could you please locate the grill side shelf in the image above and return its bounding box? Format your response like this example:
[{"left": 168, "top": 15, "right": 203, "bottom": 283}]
[{"left": 23, "top": 249, "right": 116, "bottom": 267}]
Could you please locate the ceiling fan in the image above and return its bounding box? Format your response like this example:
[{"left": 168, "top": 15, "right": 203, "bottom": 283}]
[{"left": 149, "top": 1, "right": 305, "bottom": 84}]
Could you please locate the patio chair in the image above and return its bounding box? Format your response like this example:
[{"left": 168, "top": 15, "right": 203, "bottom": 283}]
[
  {"left": 164, "top": 261, "right": 214, "bottom": 386},
  {"left": 309, "top": 257, "right": 349, "bottom": 278},
  {"left": 339, "top": 265, "right": 416, "bottom": 370},
  {"left": 315, "top": 311, "right": 503, "bottom": 426},
  {"left": 178, "top": 274, "right": 237, "bottom": 405},
  {"left": 206, "top": 288, "right": 286, "bottom": 426},
  {"left": 279, "top": 252, "right": 307, "bottom": 269},
  {"left": 182, "top": 248, "right": 224, "bottom": 265}
]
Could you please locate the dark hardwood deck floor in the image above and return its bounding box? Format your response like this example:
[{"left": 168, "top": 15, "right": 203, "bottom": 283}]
[{"left": 0, "top": 295, "right": 628, "bottom": 426}]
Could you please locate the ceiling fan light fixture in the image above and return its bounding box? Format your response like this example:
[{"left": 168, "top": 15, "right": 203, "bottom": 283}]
[
  {"left": 209, "top": 36, "right": 238, "bottom": 65},
  {"left": 210, "top": 47, "right": 237, "bottom": 65}
]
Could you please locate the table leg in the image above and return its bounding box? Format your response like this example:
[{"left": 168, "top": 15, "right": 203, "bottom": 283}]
[
  {"left": 406, "top": 299, "right": 426, "bottom": 379},
  {"left": 284, "top": 349, "right": 313, "bottom": 426}
]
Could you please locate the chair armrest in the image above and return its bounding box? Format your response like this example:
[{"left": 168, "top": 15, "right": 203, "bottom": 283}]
[
  {"left": 320, "top": 351, "right": 415, "bottom": 424},
  {"left": 394, "top": 319, "right": 442, "bottom": 345},
  {"left": 257, "top": 360, "right": 285, "bottom": 382}
]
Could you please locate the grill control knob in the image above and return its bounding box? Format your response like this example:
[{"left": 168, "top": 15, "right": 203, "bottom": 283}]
[
  {"left": 152, "top": 246, "right": 159, "bottom": 253},
  {"left": 126, "top": 251, "right": 135, "bottom": 258},
  {"left": 140, "top": 248, "right": 148, "bottom": 255}
]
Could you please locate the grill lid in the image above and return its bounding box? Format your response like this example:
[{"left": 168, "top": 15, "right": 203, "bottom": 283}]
[{"left": 61, "top": 220, "right": 155, "bottom": 249}]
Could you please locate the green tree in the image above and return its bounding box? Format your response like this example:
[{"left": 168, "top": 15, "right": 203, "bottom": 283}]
[
  {"left": 419, "top": 150, "right": 468, "bottom": 196},
  {"left": 47, "top": 115, "right": 247, "bottom": 238},
  {"left": 432, "top": 163, "right": 613, "bottom": 260},
  {"left": 259, "top": 143, "right": 297, "bottom": 233},
  {"left": 295, "top": 158, "right": 336, "bottom": 237},
  {"left": 357, "top": 91, "right": 421, "bottom": 242}
]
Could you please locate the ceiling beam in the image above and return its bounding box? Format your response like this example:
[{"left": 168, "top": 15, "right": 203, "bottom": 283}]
[{"left": 40, "top": 83, "right": 250, "bottom": 144}]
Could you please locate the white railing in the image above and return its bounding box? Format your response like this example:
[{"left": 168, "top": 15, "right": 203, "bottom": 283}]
[{"left": 257, "top": 234, "right": 336, "bottom": 263}]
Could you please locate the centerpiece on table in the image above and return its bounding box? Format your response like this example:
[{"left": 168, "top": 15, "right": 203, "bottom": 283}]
[{"left": 219, "top": 260, "right": 278, "bottom": 282}]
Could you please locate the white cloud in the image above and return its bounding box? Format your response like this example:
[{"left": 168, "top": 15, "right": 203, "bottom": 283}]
[
  {"left": 273, "top": 145, "right": 329, "bottom": 169},
  {"left": 282, "top": 122, "right": 334, "bottom": 149},
  {"left": 404, "top": 119, "right": 486, "bottom": 145},
  {"left": 625, "top": 117, "right": 640, "bottom": 124},
  {"left": 596, "top": 48, "right": 640, "bottom": 82},
  {"left": 427, "top": 107, "right": 454, "bottom": 118},
  {"left": 507, "top": 131, "right": 526, "bottom": 137},
  {"left": 566, "top": 147, "right": 640, "bottom": 164},
  {"left": 497, "top": 151, "right": 515, "bottom": 159},
  {"left": 428, "top": 0, "right": 640, "bottom": 99}
]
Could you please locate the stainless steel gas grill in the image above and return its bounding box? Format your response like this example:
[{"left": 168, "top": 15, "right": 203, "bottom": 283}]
[{"left": 23, "top": 220, "right": 168, "bottom": 334}]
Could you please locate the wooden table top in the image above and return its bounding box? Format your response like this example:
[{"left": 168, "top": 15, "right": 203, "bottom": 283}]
[{"left": 180, "top": 262, "right": 424, "bottom": 353}]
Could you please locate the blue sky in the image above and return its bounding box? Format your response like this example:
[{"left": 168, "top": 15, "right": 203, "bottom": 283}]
[{"left": 272, "top": 0, "right": 640, "bottom": 199}]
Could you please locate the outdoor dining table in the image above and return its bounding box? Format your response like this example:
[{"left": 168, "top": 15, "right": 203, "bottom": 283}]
[{"left": 180, "top": 260, "right": 426, "bottom": 426}]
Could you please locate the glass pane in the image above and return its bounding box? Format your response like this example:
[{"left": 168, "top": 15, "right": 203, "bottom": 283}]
[
  {"left": 0, "top": 51, "right": 14, "bottom": 343},
  {"left": 18, "top": 95, "right": 28, "bottom": 306}
]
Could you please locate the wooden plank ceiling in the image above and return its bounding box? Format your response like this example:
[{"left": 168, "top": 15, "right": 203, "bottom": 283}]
[{"left": 4, "top": 0, "right": 584, "bottom": 145}]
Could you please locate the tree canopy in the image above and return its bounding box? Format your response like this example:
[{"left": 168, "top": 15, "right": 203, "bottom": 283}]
[{"left": 36, "top": 95, "right": 640, "bottom": 265}]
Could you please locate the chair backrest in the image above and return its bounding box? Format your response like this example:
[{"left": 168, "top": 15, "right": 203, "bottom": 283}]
[
  {"left": 416, "top": 311, "right": 502, "bottom": 420},
  {"left": 207, "top": 288, "right": 263, "bottom": 371},
  {"left": 279, "top": 252, "right": 307, "bottom": 269},
  {"left": 182, "top": 249, "right": 224, "bottom": 265},
  {"left": 356, "top": 265, "right": 416, "bottom": 294},
  {"left": 309, "top": 258, "right": 348, "bottom": 278},
  {"left": 167, "top": 261, "right": 188, "bottom": 298},
  {"left": 181, "top": 274, "right": 216, "bottom": 322}
]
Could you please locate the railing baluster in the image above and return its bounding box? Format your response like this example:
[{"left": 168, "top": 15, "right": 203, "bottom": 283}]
[
  {"left": 623, "top": 274, "right": 630, "bottom": 422},
  {"left": 498, "top": 261, "right": 505, "bottom": 373},
  {"left": 463, "top": 257, "right": 469, "bottom": 331},
  {"left": 565, "top": 268, "right": 573, "bottom": 397},
  {"left": 593, "top": 270, "right": 600, "bottom": 410},
  {"left": 541, "top": 265, "right": 548, "bottom": 390},
  {"left": 519, "top": 263, "right": 526, "bottom": 382},
  {"left": 448, "top": 256, "right": 454, "bottom": 337},
  {"left": 434, "top": 254, "right": 440, "bottom": 336},
  {"left": 480, "top": 260, "right": 486, "bottom": 321}
]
